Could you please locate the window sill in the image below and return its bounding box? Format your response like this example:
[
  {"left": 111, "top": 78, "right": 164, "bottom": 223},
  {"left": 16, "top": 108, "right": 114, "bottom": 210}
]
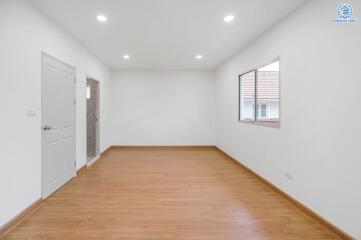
[{"left": 239, "top": 120, "right": 281, "bottom": 129}]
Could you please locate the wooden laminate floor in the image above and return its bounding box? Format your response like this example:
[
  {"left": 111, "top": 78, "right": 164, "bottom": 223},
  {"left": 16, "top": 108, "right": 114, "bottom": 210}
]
[{"left": 3, "top": 147, "right": 340, "bottom": 239}]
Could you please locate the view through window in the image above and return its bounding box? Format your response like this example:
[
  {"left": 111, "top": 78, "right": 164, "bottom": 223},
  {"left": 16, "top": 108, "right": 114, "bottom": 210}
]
[
  {"left": 239, "top": 70, "right": 255, "bottom": 122},
  {"left": 239, "top": 60, "right": 280, "bottom": 125}
]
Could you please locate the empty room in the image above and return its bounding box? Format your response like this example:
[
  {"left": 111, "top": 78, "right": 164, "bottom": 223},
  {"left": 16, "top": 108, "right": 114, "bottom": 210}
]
[{"left": 0, "top": 0, "right": 360, "bottom": 239}]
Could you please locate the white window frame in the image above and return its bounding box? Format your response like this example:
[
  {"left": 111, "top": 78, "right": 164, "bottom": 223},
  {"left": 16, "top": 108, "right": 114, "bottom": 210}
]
[{"left": 239, "top": 57, "right": 281, "bottom": 128}]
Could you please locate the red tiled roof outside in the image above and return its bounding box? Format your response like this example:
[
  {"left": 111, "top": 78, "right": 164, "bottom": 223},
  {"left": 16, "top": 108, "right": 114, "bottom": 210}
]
[{"left": 241, "top": 71, "right": 279, "bottom": 101}]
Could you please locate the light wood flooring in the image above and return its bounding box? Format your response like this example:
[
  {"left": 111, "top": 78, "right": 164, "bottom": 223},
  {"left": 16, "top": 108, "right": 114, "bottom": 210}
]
[{"left": 2, "top": 147, "right": 340, "bottom": 239}]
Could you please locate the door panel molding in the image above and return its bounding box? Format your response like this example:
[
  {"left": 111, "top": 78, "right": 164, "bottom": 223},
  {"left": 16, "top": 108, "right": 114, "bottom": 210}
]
[{"left": 41, "top": 52, "right": 76, "bottom": 199}]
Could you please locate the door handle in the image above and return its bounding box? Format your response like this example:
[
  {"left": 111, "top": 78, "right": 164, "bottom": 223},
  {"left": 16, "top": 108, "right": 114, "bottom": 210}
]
[{"left": 42, "top": 125, "right": 52, "bottom": 131}]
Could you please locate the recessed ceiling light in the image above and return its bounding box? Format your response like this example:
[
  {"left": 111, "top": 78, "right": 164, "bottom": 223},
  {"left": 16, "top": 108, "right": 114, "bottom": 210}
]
[
  {"left": 196, "top": 55, "right": 203, "bottom": 60},
  {"left": 224, "top": 15, "right": 235, "bottom": 23},
  {"left": 123, "top": 54, "right": 130, "bottom": 60},
  {"left": 97, "top": 15, "right": 108, "bottom": 22}
]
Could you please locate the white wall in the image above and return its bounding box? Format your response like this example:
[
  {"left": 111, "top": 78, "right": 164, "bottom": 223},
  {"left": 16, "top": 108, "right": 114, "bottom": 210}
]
[
  {"left": 110, "top": 70, "right": 216, "bottom": 146},
  {"left": 216, "top": 0, "right": 361, "bottom": 239},
  {"left": 1, "top": 0, "right": 360, "bottom": 238},
  {"left": 0, "top": 0, "right": 111, "bottom": 227}
]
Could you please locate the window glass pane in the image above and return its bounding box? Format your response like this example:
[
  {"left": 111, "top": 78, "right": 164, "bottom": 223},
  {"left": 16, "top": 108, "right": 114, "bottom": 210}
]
[
  {"left": 257, "top": 104, "right": 267, "bottom": 118},
  {"left": 240, "top": 70, "right": 256, "bottom": 121},
  {"left": 256, "top": 61, "right": 280, "bottom": 124}
]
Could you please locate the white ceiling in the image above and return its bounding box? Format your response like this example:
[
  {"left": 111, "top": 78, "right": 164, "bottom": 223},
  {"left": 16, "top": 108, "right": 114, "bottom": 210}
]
[{"left": 29, "top": 0, "right": 306, "bottom": 70}]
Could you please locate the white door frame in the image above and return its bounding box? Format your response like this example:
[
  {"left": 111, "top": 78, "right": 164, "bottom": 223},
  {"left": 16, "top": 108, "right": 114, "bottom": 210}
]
[
  {"left": 86, "top": 76, "right": 100, "bottom": 166},
  {"left": 41, "top": 52, "right": 77, "bottom": 199}
]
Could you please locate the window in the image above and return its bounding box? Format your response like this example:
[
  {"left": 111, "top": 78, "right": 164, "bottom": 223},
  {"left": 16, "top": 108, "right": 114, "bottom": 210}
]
[
  {"left": 239, "top": 60, "right": 280, "bottom": 126},
  {"left": 239, "top": 70, "right": 256, "bottom": 121},
  {"left": 257, "top": 104, "right": 267, "bottom": 118}
]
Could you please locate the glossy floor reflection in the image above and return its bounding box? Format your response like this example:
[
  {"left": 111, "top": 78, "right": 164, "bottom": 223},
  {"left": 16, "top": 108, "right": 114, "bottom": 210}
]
[{"left": 4, "top": 147, "right": 340, "bottom": 240}]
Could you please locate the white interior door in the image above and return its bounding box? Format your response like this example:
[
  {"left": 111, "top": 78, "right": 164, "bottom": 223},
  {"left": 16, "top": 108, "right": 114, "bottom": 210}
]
[{"left": 42, "top": 53, "right": 76, "bottom": 199}]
